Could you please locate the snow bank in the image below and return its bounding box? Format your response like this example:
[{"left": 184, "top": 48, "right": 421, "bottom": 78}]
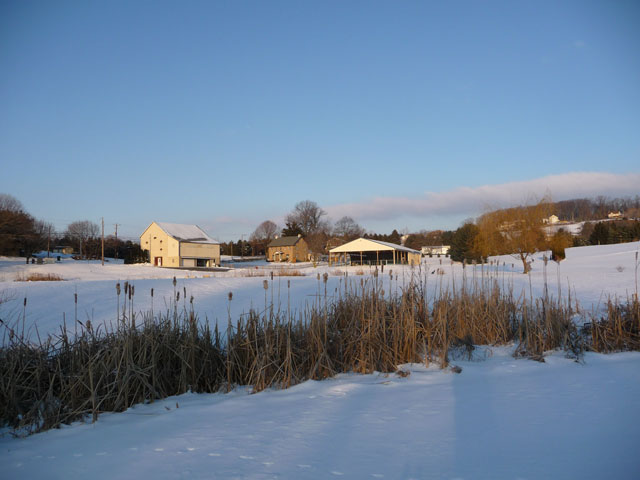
[{"left": 1, "top": 348, "right": 638, "bottom": 479}]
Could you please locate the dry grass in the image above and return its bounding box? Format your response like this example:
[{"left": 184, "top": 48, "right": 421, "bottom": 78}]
[
  {"left": 14, "top": 272, "right": 64, "bottom": 282},
  {"left": 584, "top": 298, "right": 640, "bottom": 352},
  {"left": 1, "top": 272, "right": 638, "bottom": 436},
  {"left": 234, "top": 268, "right": 305, "bottom": 277}
]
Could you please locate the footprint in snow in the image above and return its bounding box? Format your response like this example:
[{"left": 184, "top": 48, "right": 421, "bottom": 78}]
[
  {"left": 239, "top": 455, "right": 254, "bottom": 460},
  {"left": 331, "top": 471, "right": 344, "bottom": 476},
  {"left": 208, "top": 453, "right": 221, "bottom": 457}
]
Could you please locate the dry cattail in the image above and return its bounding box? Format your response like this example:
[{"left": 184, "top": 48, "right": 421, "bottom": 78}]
[
  {"left": 173, "top": 276, "right": 177, "bottom": 287},
  {"left": 116, "top": 283, "right": 121, "bottom": 295},
  {"left": 228, "top": 291, "right": 233, "bottom": 301},
  {"left": 263, "top": 280, "right": 269, "bottom": 290}
]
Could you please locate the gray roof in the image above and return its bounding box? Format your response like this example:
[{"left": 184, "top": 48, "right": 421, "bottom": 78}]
[
  {"left": 156, "top": 222, "right": 219, "bottom": 244},
  {"left": 267, "top": 236, "right": 303, "bottom": 247}
]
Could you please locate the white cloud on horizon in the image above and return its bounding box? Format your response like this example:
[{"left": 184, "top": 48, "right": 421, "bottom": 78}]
[{"left": 325, "top": 172, "right": 640, "bottom": 222}]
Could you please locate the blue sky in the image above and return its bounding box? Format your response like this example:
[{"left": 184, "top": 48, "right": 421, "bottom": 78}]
[{"left": 1, "top": 1, "right": 639, "bottom": 241}]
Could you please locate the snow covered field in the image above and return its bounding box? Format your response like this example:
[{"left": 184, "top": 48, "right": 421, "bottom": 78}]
[
  {"left": 1, "top": 241, "right": 638, "bottom": 343},
  {"left": 1, "top": 242, "right": 639, "bottom": 479}
]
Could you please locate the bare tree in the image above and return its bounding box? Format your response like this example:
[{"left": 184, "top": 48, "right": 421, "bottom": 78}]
[
  {"left": 249, "top": 220, "right": 279, "bottom": 255},
  {"left": 333, "top": 216, "right": 364, "bottom": 241},
  {"left": 0, "top": 194, "right": 24, "bottom": 213},
  {"left": 285, "top": 200, "right": 329, "bottom": 237},
  {"left": 65, "top": 220, "right": 100, "bottom": 258}
]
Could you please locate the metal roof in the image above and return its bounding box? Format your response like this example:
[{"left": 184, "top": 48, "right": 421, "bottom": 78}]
[
  {"left": 155, "top": 222, "right": 219, "bottom": 244},
  {"left": 329, "top": 238, "right": 421, "bottom": 254}
]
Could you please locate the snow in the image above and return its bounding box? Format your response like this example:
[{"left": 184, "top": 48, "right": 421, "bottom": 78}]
[
  {"left": 155, "top": 222, "right": 219, "bottom": 244},
  {"left": 1, "top": 241, "right": 637, "bottom": 343},
  {"left": 1, "top": 348, "right": 639, "bottom": 479},
  {"left": 1, "top": 242, "right": 639, "bottom": 478}
]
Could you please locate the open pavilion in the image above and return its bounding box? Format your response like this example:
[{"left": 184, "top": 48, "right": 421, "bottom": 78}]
[{"left": 328, "top": 238, "right": 421, "bottom": 266}]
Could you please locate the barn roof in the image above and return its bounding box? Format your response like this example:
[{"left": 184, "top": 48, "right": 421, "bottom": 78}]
[
  {"left": 155, "top": 222, "right": 219, "bottom": 244},
  {"left": 267, "top": 236, "right": 304, "bottom": 247}
]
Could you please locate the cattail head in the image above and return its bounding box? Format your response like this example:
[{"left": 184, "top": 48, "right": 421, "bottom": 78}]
[
  {"left": 176, "top": 291, "right": 180, "bottom": 302},
  {"left": 74, "top": 293, "right": 77, "bottom": 304},
  {"left": 228, "top": 291, "right": 233, "bottom": 301},
  {"left": 190, "top": 295, "right": 194, "bottom": 305},
  {"left": 263, "top": 280, "right": 269, "bottom": 290},
  {"left": 23, "top": 297, "right": 27, "bottom": 307},
  {"left": 287, "top": 280, "right": 290, "bottom": 288},
  {"left": 116, "top": 282, "right": 121, "bottom": 295},
  {"left": 173, "top": 276, "right": 177, "bottom": 287},
  {"left": 151, "top": 288, "right": 154, "bottom": 297},
  {"left": 323, "top": 272, "right": 328, "bottom": 284},
  {"left": 270, "top": 271, "right": 274, "bottom": 280}
]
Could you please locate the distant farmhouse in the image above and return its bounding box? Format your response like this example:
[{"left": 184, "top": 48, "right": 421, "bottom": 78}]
[
  {"left": 421, "top": 245, "right": 450, "bottom": 256},
  {"left": 329, "top": 238, "right": 421, "bottom": 266},
  {"left": 266, "top": 235, "right": 308, "bottom": 263},
  {"left": 140, "top": 222, "right": 220, "bottom": 268}
]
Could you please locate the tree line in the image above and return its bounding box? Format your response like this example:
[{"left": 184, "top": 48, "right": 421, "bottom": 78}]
[
  {"left": 4, "top": 192, "right": 638, "bottom": 266},
  {"left": 242, "top": 196, "right": 640, "bottom": 272},
  {"left": 0, "top": 194, "right": 145, "bottom": 263}
]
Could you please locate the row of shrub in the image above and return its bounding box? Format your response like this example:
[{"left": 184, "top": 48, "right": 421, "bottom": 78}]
[{"left": 0, "top": 273, "right": 638, "bottom": 436}]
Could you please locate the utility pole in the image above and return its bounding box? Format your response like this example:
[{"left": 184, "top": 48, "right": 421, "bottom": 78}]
[
  {"left": 101, "top": 217, "right": 105, "bottom": 266},
  {"left": 114, "top": 224, "right": 120, "bottom": 259}
]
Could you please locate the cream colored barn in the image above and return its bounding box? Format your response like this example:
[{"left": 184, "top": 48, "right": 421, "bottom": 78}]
[
  {"left": 329, "top": 238, "right": 421, "bottom": 266},
  {"left": 140, "top": 222, "right": 220, "bottom": 268}
]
